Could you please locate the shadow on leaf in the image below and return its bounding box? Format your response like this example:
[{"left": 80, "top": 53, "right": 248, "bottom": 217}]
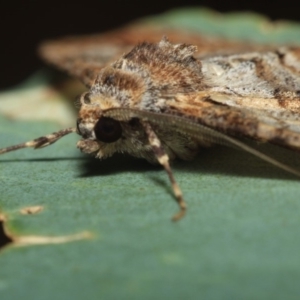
[{"left": 78, "top": 143, "right": 300, "bottom": 181}]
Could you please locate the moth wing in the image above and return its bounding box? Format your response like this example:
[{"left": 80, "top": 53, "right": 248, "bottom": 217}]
[
  {"left": 39, "top": 31, "right": 130, "bottom": 87},
  {"left": 39, "top": 25, "right": 267, "bottom": 87},
  {"left": 165, "top": 91, "right": 300, "bottom": 152},
  {"left": 163, "top": 47, "right": 300, "bottom": 150}
]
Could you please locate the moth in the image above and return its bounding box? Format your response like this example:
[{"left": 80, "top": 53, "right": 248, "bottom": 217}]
[{"left": 1, "top": 26, "right": 300, "bottom": 220}]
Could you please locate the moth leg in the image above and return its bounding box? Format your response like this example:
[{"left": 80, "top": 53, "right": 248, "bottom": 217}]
[
  {"left": 141, "top": 121, "right": 186, "bottom": 221},
  {"left": 0, "top": 127, "right": 76, "bottom": 155}
]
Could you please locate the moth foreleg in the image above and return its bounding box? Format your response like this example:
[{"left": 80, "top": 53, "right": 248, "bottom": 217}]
[
  {"left": 0, "top": 127, "right": 76, "bottom": 155},
  {"left": 141, "top": 121, "right": 187, "bottom": 221}
]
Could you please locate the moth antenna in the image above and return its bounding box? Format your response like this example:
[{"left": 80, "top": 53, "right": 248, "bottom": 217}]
[
  {"left": 211, "top": 134, "right": 300, "bottom": 178},
  {"left": 0, "top": 127, "right": 76, "bottom": 155},
  {"left": 141, "top": 121, "right": 186, "bottom": 221},
  {"left": 103, "top": 108, "right": 300, "bottom": 178}
]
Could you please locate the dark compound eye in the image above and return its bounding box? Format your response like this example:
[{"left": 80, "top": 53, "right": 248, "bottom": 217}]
[{"left": 94, "top": 117, "right": 122, "bottom": 143}]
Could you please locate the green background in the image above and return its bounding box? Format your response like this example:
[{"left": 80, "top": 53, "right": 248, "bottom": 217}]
[{"left": 1, "top": 8, "right": 300, "bottom": 300}]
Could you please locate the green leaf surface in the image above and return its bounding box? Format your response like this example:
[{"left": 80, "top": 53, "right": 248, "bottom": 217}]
[
  {"left": 1, "top": 7, "right": 300, "bottom": 300},
  {"left": 144, "top": 7, "right": 300, "bottom": 44}
]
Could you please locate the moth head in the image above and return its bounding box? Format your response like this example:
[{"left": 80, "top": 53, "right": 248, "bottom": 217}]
[
  {"left": 75, "top": 87, "right": 152, "bottom": 160},
  {"left": 76, "top": 105, "right": 123, "bottom": 157}
]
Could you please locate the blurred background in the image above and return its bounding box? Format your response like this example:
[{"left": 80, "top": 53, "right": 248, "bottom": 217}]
[{"left": 1, "top": 0, "right": 299, "bottom": 89}]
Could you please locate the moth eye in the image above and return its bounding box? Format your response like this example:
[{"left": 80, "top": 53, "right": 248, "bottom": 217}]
[
  {"left": 83, "top": 93, "right": 92, "bottom": 104},
  {"left": 94, "top": 117, "right": 122, "bottom": 143}
]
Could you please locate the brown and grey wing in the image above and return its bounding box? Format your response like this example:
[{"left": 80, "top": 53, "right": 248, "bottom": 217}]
[
  {"left": 169, "top": 46, "right": 300, "bottom": 150},
  {"left": 39, "top": 32, "right": 130, "bottom": 87},
  {"left": 38, "top": 25, "right": 267, "bottom": 87},
  {"left": 165, "top": 92, "right": 300, "bottom": 152}
]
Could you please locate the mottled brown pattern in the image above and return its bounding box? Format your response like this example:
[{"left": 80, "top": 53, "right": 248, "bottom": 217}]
[
  {"left": 39, "top": 24, "right": 269, "bottom": 87},
  {"left": 2, "top": 29, "right": 297, "bottom": 160},
  {"left": 57, "top": 36, "right": 300, "bottom": 161}
]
